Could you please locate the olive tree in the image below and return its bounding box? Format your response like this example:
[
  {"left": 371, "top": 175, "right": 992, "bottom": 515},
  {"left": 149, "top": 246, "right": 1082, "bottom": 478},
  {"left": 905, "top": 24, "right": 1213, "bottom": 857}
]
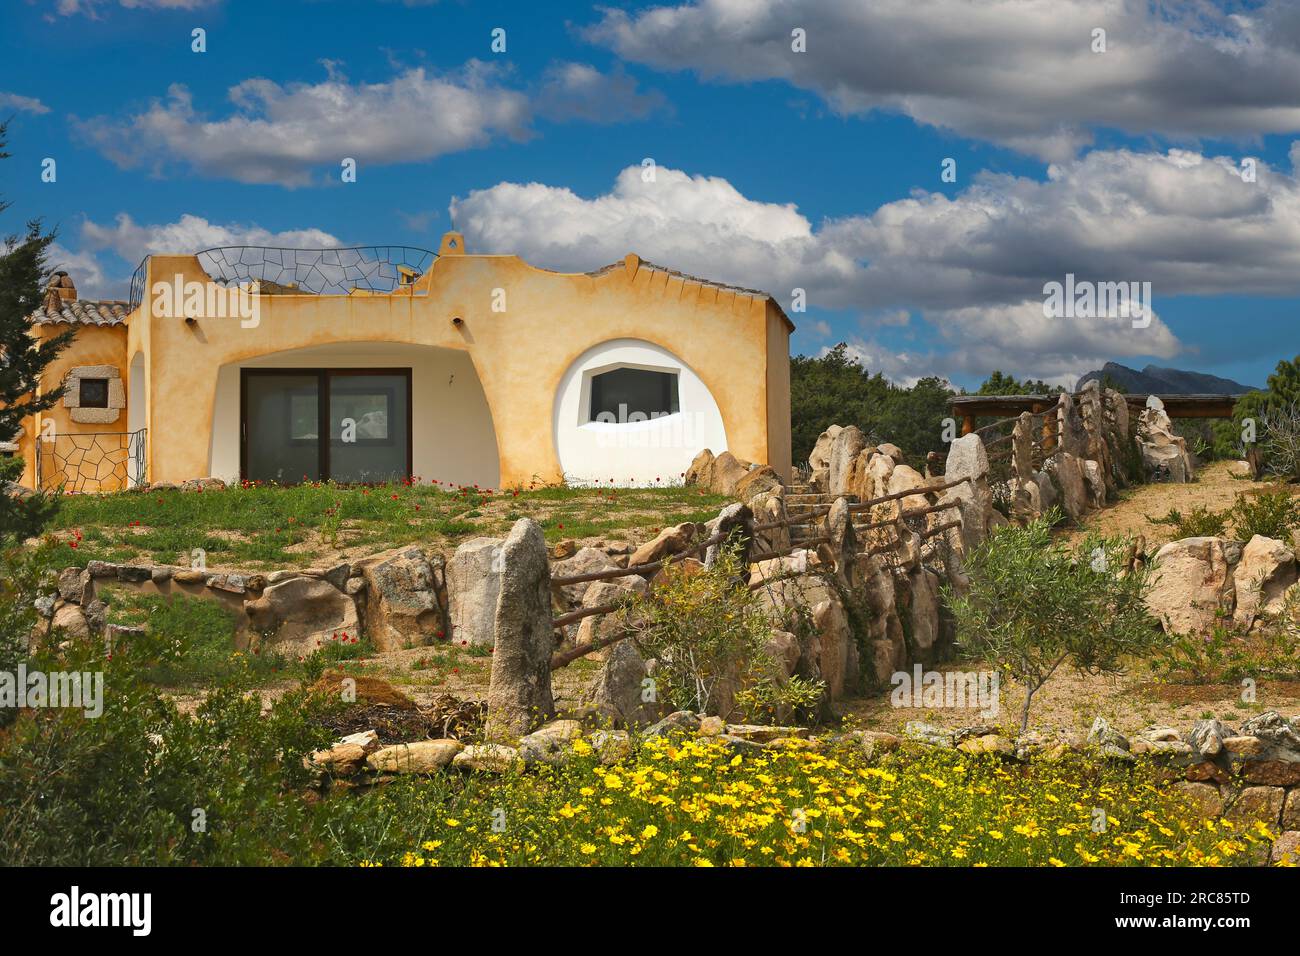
[{"left": 945, "top": 511, "right": 1159, "bottom": 735}]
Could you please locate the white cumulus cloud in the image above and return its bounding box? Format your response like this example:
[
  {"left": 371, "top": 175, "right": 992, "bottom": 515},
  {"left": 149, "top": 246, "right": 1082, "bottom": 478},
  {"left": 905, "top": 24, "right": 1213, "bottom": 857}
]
[
  {"left": 586, "top": 0, "right": 1300, "bottom": 160},
  {"left": 450, "top": 149, "right": 1300, "bottom": 382}
]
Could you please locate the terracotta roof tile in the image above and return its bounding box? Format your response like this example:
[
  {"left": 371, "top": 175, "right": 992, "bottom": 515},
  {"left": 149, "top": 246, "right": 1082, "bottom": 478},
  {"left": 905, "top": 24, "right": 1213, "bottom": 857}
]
[
  {"left": 586, "top": 258, "right": 771, "bottom": 299},
  {"left": 586, "top": 258, "right": 793, "bottom": 329},
  {"left": 30, "top": 299, "right": 129, "bottom": 327}
]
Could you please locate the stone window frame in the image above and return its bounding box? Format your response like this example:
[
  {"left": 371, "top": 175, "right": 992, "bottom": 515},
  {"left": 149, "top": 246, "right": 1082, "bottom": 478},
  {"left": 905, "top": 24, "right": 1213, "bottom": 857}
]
[{"left": 62, "top": 365, "right": 126, "bottom": 425}]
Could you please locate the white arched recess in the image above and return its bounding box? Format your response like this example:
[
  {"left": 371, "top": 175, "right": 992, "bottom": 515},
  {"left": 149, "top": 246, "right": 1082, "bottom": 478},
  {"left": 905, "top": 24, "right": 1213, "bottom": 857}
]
[
  {"left": 127, "top": 351, "right": 146, "bottom": 485},
  {"left": 553, "top": 338, "right": 727, "bottom": 486},
  {"left": 208, "top": 343, "right": 500, "bottom": 488}
]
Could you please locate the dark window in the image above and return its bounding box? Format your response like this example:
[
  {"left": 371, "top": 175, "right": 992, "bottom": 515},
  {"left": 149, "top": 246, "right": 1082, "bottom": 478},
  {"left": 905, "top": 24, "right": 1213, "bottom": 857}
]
[
  {"left": 79, "top": 378, "right": 109, "bottom": 409},
  {"left": 589, "top": 367, "right": 679, "bottom": 423}
]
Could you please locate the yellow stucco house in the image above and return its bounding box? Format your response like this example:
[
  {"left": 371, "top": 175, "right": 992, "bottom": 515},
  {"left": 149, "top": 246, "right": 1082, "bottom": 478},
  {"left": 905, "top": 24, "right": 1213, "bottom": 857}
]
[{"left": 19, "top": 233, "right": 792, "bottom": 493}]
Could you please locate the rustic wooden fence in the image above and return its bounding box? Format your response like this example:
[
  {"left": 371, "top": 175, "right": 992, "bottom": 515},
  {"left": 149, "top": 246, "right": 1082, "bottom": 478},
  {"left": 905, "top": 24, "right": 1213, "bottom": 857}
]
[{"left": 547, "top": 473, "right": 973, "bottom": 670}]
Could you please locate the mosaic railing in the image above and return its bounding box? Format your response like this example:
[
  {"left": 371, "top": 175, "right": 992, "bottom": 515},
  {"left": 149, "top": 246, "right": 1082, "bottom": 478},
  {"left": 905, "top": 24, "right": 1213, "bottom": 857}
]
[
  {"left": 128, "top": 245, "right": 437, "bottom": 312},
  {"left": 36, "top": 429, "right": 147, "bottom": 493}
]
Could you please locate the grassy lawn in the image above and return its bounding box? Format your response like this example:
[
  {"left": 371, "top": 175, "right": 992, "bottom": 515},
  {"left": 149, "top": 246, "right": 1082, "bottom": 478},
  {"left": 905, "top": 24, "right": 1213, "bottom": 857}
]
[{"left": 46, "top": 481, "right": 731, "bottom": 571}]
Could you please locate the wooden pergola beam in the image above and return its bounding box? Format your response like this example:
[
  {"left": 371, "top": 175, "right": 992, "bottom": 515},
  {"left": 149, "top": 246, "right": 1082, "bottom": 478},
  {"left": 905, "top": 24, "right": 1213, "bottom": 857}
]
[{"left": 949, "top": 393, "right": 1244, "bottom": 420}]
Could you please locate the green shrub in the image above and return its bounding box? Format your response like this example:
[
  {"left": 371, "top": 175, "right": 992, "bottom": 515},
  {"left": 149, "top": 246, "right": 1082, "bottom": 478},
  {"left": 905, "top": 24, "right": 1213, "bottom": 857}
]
[
  {"left": 1148, "top": 504, "right": 1229, "bottom": 539},
  {"left": 626, "top": 545, "right": 793, "bottom": 718},
  {"left": 1149, "top": 621, "right": 1300, "bottom": 685},
  {"left": 1228, "top": 487, "right": 1300, "bottom": 541},
  {"left": 0, "top": 626, "right": 340, "bottom": 865}
]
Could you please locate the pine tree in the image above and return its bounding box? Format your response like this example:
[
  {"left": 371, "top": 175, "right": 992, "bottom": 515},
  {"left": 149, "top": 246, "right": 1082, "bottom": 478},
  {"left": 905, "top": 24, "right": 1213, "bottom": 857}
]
[{"left": 0, "top": 120, "right": 75, "bottom": 544}]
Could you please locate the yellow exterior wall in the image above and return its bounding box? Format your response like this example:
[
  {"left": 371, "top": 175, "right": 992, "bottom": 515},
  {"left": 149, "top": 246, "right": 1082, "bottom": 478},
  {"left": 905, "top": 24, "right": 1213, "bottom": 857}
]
[
  {"left": 23, "top": 239, "right": 793, "bottom": 491},
  {"left": 18, "top": 324, "right": 130, "bottom": 490},
  {"left": 765, "top": 300, "right": 793, "bottom": 480}
]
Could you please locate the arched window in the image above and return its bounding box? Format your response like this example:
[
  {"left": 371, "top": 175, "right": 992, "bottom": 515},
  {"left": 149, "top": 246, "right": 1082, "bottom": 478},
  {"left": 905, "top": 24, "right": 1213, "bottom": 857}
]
[{"left": 587, "top": 366, "right": 680, "bottom": 424}]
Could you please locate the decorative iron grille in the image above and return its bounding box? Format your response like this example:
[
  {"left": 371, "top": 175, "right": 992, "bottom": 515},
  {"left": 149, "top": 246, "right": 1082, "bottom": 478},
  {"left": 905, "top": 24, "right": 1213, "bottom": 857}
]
[
  {"left": 36, "top": 429, "right": 147, "bottom": 493},
  {"left": 128, "top": 246, "right": 436, "bottom": 313}
]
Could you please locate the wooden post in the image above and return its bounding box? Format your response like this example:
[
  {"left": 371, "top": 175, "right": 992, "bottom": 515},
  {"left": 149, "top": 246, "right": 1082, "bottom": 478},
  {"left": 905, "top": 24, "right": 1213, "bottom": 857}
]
[
  {"left": 961, "top": 414, "right": 975, "bottom": 436},
  {"left": 1033, "top": 403, "right": 1054, "bottom": 453}
]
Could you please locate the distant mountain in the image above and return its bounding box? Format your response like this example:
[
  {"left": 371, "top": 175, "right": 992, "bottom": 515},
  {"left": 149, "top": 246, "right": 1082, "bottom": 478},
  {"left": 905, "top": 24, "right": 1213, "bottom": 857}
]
[{"left": 1075, "top": 362, "right": 1260, "bottom": 395}]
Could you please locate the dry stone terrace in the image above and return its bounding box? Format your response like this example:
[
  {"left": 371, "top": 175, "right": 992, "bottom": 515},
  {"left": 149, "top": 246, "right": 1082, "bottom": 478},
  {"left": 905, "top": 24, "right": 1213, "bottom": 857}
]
[
  {"left": 19, "top": 376, "right": 1300, "bottom": 865},
  {"left": 32, "top": 378, "right": 1289, "bottom": 718}
]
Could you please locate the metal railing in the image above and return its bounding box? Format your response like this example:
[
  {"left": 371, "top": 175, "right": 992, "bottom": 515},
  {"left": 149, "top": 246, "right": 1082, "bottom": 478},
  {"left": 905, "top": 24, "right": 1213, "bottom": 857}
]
[
  {"left": 128, "top": 245, "right": 438, "bottom": 313},
  {"left": 35, "top": 429, "right": 147, "bottom": 493}
]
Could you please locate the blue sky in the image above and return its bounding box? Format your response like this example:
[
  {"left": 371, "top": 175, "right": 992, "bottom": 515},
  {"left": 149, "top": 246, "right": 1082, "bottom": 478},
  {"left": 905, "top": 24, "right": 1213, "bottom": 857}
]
[{"left": 3, "top": 0, "right": 1299, "bottom": 391}]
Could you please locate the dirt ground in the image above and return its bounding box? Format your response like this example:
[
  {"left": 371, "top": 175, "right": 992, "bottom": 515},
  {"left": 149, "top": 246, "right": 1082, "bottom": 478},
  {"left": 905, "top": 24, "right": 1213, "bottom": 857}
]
[
  {"left": 842, "top": 666, "right": 1300, "bottom": 740},
  {"left": 1063, "top": 459, "right": 1279, "bottom": 549}
]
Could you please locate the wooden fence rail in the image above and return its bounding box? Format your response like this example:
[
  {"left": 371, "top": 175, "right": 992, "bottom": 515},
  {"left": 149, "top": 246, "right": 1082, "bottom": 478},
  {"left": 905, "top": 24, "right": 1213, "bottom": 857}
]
[
  {"left": 846, "top": 473, "right": 971, "bottom": 510},
  {"left": 550, "top": 528, "right": 728, "bottom": 587},
  {"left": 549, "top": 469, "right": 973, "bottom": 670}
]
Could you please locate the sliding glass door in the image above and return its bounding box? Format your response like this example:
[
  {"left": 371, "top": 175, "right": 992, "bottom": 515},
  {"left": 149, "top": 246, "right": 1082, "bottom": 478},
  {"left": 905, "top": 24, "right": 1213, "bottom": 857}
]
[
  {"left": 241, "top": 369, "right": 411, "bottom": 484},
  {"left": 243, "top": 372, "right": 322, "bottom": 484}
]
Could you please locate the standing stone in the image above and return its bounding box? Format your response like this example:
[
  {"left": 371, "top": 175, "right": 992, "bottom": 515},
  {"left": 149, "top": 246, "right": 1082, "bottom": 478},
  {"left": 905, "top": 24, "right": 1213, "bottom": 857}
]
[
  {"left": 749, "top": 490, "right": 790, "bottom": 556},
  {"left": 705, "top": 502, "right": 753, "bottom": 568},
  {"left": 812, "top": 594, "right": 855, "bottom": 700},
  {"left": 824, "top": 497, "right": 857, "bottom": 585},
  {"left": 828, "top": 426, "right": 867, "bottom": 496},
  {"left": 448, "top": 537, "right": 504, "bottom": 647},
  {"left": 1081, "top": 458, "right": 1106, "bottom": 510},
  {"left": 1104, "top": 387, "right": 1131, "bottom": 444},
  {"left": 485, "top": 519, "right": 556, "bottom": 741},
  {"left": 808, "top": 425, "right": 843, "bottom": 491},
  {"left": 1138, "top": 396, "right": 1195, "bottom": 482},
  {"left": 1046, "top": 451, "right": 1089, "bottom": 521},
  {"left": 1011, "top": 412, "right": 1035, "bottom": 488},
  {"left": 1078, "top": 381, "right": 1111, "bottom": 478},
  {"left": 907, "top": 565, "right": 942, "bottom": 664},
  {"left": 864, "top": 452, "right": 895, "bottom": 502},
  {"left": 943, "top": 433, "right": 994, "bottom": 552},
  {"left": 1055, "top": 392, "right": 1088, "bottom": 459}
]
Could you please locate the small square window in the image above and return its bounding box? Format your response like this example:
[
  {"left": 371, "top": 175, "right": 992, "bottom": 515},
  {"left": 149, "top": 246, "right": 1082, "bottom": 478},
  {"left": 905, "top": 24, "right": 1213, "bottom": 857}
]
[{"left": 79, "top": 378, "right": 109, "bottom": 409}]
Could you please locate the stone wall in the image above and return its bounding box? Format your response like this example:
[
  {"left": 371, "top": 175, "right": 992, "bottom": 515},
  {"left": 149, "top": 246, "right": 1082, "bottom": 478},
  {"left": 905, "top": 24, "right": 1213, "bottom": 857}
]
[{"left": 44, "top": 546, "right": 449, "bottom": 656}]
